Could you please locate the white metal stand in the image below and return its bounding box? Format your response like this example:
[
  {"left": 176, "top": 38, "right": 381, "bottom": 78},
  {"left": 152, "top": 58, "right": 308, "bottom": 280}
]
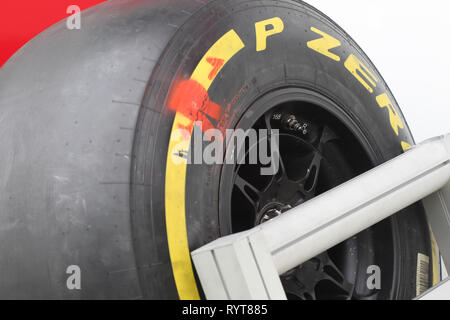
[{"left": 191, "top": 134, "right": 450, "bottom": 300}]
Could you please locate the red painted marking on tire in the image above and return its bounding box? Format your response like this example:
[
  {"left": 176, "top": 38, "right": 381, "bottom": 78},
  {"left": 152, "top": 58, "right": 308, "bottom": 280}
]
[
  {"left": 206, "top": 57, "right": 225, "bottom": 80},
  {"left": 169, "top": 79, "right": 222, "bottom": 133}
]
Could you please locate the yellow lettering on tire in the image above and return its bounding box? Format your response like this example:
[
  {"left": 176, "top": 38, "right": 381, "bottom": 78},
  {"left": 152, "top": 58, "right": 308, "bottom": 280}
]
[
  {"left": 307, "top": 27, "right": 341, "bottom": 61},
  {"left": 344, "top": 54, "right": 379, "bottom": 93},
  {"left": 255, "top": 17, "right": 284, "bottom": 52},
  {"left": 376, "top": 93, "right": 405, "bottom": 136},
  {"left": 401, "top": 141, "right": 412, "bottom": 151}
]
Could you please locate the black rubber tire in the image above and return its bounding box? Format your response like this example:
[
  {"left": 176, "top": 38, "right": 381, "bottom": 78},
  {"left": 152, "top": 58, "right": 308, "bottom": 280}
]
[{"left": 0, "top": 0, "right": 435, "bottom": 299}]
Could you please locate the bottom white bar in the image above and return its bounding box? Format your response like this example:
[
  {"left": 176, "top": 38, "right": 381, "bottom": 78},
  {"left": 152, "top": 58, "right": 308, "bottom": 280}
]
[{"left": 418, "top": 278, "right": 450, "bottom": 300}]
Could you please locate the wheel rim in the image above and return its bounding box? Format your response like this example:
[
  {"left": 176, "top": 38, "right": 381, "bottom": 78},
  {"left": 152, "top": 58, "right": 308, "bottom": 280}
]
[{"left": 218, "top": 87, "right": 398, "bottom": 300}]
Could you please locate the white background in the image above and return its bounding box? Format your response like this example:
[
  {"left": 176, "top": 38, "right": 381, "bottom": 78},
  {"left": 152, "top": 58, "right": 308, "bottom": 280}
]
[{"left": 307, "top": 0, "right": 450, "bottom": 142}]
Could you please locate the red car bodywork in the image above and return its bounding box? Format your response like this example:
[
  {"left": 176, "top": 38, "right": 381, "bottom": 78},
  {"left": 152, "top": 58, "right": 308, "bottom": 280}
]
[{"left": 0, "top": 0, "right": 107, "bottom": 68}]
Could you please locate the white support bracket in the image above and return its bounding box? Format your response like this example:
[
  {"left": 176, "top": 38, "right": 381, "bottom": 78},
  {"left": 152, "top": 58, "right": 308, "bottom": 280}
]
[
  {"left": 191, "top": 228, "right": 286, "bottom": 300},
  {"left": 191, "top": 134, "right": 450, "bottom": 300}
]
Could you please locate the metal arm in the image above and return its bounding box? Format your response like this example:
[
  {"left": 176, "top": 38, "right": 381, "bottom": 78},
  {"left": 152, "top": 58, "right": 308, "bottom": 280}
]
[{"left": 192, "top": 134, "right": 450, "bottom": 300}]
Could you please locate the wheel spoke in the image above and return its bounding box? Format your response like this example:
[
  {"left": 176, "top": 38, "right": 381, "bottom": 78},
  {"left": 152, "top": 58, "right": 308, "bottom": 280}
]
[
  {"left": 274, "top": 148, "right": 287, "bottom": 182},
  {"left": 264, "top": 112, "right": 274, "bottom": 134},
  {"left": 281, "top": 252, "right": 355, "bottom": 300},
  {"left": 296, "top": 151, "right": 322, "bottom": 197},
  {"left": 282, "top": 275, "right": 317, "bottom": 300},
  {"left": 316, "top": 125, "right": 340, "bottom": 151},
  {"left": 260, "top": 150, "right": 288, "bottom": 199},
  {"left": 321, "top": 254, "right": 355, "bottom": 298},
  {"left": 266, "top": 112, "right": 286, "bottom": 181},
  {"left": 262, "top": 113, "right": 287, "bottom": 186},
  {"left": 234, "top": 173, "right": 261, "bottom": 210}
]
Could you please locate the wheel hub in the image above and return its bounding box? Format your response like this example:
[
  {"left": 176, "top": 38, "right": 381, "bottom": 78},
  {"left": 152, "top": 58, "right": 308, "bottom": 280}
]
[{"left": 257, "top": 202, "right": 292, "bottom": 224}]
